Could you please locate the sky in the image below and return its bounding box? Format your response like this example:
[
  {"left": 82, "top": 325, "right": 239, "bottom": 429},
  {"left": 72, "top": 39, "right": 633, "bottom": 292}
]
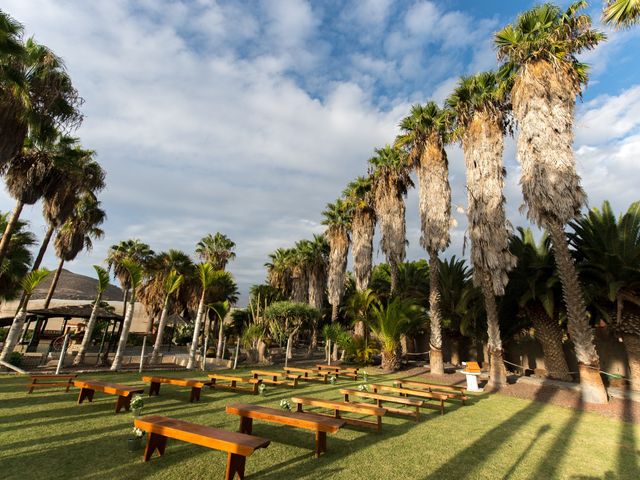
[{"left": 1, "top": 0, "right": 640, "bottom": 305}]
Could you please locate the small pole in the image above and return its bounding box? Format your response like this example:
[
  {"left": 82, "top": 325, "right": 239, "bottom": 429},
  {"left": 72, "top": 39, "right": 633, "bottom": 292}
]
[
  {"left": 327, "top": 339, "right": 331, "bottom": 366},
  {"left": 202, "top": 335, "right": 209, "bottom": 371},
  {"left": 221, "top": 336, "right": 227, "bottom": 360},
  {"left": 56, "top": 334, "right": 70, "bottom": 375},
  {"left": 285, "top": 336, "right": 291, "bottom": 369},
  {"left": 233, "top": 341, "right": 240, "bottom": 370},
  {"left": 139, "top": 336, "right": 147, "bottom": 373}
]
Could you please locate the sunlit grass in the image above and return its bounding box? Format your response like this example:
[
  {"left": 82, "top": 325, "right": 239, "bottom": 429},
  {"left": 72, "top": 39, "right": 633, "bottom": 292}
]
[{"left": 1, "top": 368, "right": 638, "bottom": 479}]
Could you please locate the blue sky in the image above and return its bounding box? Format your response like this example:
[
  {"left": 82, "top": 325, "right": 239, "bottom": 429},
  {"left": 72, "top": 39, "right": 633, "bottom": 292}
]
[{"left": 1, "top": 0, "right": 640, "bottom": 304}]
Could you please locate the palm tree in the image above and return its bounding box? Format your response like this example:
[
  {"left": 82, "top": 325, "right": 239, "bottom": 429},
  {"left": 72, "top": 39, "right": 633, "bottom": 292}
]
[
  {"left": 195, "top": 233, "right": 236, "bottom": 271},
  {"left": 0, "top": 269, "right": 49, "bottom": 363},
  {"left": 106, "top": 239, "right": 154, "bottom": 316},
  {"left": 322, "top": 198, "right": 352, "bottom": 324},
  {"left": 265, "top": 247, "right": 294, "bottom": 299},
  {"left": 603, "top": 0, "right": 640, "bottom": 27},
  {"left": 446, "top": 72, "right": 516, "bottom": 387},
  {"left": 0, "top": 212, "right": 36, "bottom": 301},
  {"left": 345, "top": 288, "right": 377, "bottom": 341},
  {"left": 496, "top": 1, "right": 608, "bottom": 403},
  {"left": 298, "top": 235, "right": 328, "bottom": 352},
  {"left": 397, "top": 102, "right": 452, "bottom": 375},
  {"left": 569, "top": 201, "right": 640, "bottom": 390},
  {"left": 110, "top": 259, "right": 143, "bottom": 371},
  {"left": 72, "top": 265, "right": 110, "bottom": 366},
  {"left": 186, "top": 263, "right": 218, "bottom": 370},
  {"left": 507, "top": 228, "right": 571, "bottom": 381},
  {"left": 369, "top": 297, "right": 417, "bottom": 372},
  {"left": 290, "top": 241, "right": 309, "bottom": 303},
  {"left": 43, "top": 193, "right": 106, "bottom": 308},
  {"left": 0, "top": 27, "right": 82, "bottom": 168},
  {"left": 368, "top": 145, "right": 413, "bottom": 294},
  {"left": 211, "top": 299, "right": 231, "bottom": 359},
  {"left": 149, "top": 270, "right": 183, "bottom": 365},
  {"left": 343, "top": 176, "right": 377, "bottom": 296}
]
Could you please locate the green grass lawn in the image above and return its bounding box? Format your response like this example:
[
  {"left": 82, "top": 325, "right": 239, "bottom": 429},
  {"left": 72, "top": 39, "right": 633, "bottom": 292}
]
[{"left": 1, "top": 368, "right": 639, "bottom": 480}]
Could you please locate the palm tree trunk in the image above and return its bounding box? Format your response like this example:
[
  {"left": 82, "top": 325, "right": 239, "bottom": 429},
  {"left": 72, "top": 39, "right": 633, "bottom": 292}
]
[
  {"left": 0, "top": 200, "right": 24, "bottom": 267},
  {"left": 150, "top": 296, "right": 170, "bottom": 365},
  {"left": 216, "top": 314, "right": 225, "bottom": 359},
  {"left": 428, "top": 251, "right": 444, "bottom": 375},
  {"left": 622, "top": 333, "right": 640, "bottom": 392},
  {"left": 43, "top": 258, "right": 64, "bottom": 309},
  {"left": 73, "top": 295, "right": 102, "bottom": 366},
  {"left": 32, "top": 225, "right": 55, "bottom": 271},
  {"left": 186, "top": 291, "right": 206, "bottom": 369},
  {"left": 352, "top": 208, "right": 375, "bottom": 291},
  {"left": 354, "top": 321, "right": 365, "bottom": 338},
  {"left": 110, "top": 296, "right": 136, "bottom": 371},
  {"left": 547, "top": 220, "right": 607, "bottom": 403},
  {"left": 331, "top": 303, "right": 339, "bottom": 323},
  {"left": 381, "top": 346, "right": 401, "bottom": 372},
  {"left": 389, "top": 262, "right": 399, "bottom": 296},
  {"left": 528, "top": 304, "right": 571, "bottom": 381},
  {"left": 480, "top": 276, "right": 507, "bottom": 387},
  {"left": 0, "top": 303, "right": 30, "bottom": 363}
]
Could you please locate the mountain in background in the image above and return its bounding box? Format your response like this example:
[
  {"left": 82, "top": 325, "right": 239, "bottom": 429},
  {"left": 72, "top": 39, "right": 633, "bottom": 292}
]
[{"left": 32, "top": 269, "right": 123, "bottom": 302}]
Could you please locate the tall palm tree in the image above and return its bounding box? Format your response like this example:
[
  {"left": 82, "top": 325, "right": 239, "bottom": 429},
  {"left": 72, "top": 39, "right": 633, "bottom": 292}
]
[
  {"left": 290, "top": 241, "right": 309, "bottom": 304},
  {"left": 0, "top": 212, "right": 35, "bottom": 301},
  {"left": 397, "top": 102, "right": 452, "bottom": 375},
  {"left": 507, "top": 228, "right": 571, "bottom": 381},
  {"left": 322, "top": 198, "right": 352, "bottom": 324},
  {"left": 496, "top": 1, "right": 608, "bottom": 403},
  {"left": 72, "top": 265, "right": 110, "bottom": 366},
  {"left": 343, "top": 175, "right": 376, "bottom": 297},
  {"left": 110, "top": 259, "right": 143, "bottom": 371},
  {"left": 603, "top": 0, "right": 640, "bottom": 27},
  {"left": 43, "top": 193, "right": 106, "bottom": 308},
  {"left": 299, "top": 234, "right": 328, "bottom": 352},
  {"left": 106, "top": 239, "right": 154, "bottom": 316},
  {"left": 0, "top": 27, "right": 82, "bottom": 168},
  {"left": 569, "top": 201, "right": 640, "bottom": 390},
  {"left": 195, "top": 232, "right": 236, "bottom": 271},
  {"left": 149, "top": 270, "right": 183, "bottom": 365},
  {"left": 368, "top": 145, "right": 413, "bottom": 295},
  {"left": 446, "top": 72, "right": 516, "bottom": 387},
  {"left": 186, "top": 263, "right": 218, "bottom": 370},
  {"left": 0, "top": 269, "right": 49, "bottom": 363},
  {"left": 265, "top": 247, "right": 294, "bottom": 299}
]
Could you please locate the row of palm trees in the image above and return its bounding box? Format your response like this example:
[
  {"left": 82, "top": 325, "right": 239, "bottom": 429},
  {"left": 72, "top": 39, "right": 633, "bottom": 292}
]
[
  {"left": 0, "top": 10, "right": 108, "bottom": 364},
  {"left": 260, "top": 2, "right": 639, "bottom": 404}
]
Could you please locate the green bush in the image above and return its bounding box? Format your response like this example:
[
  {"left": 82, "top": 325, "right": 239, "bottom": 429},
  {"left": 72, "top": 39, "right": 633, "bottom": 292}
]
[
  {"left": 0, "top": 327, "right": 7, "bottom": 342},
  {"left": 8, "top": 351, "right": 22, "bottom": 367}
]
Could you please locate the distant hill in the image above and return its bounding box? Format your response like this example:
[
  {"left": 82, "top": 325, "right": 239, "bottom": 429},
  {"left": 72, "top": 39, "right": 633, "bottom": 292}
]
[{"left": 32, "top": 269, "right": 124, "bottom": 302}]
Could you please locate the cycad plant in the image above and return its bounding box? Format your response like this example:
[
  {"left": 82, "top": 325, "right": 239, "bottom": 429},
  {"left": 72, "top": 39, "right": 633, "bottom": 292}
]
[
  {"left": 0, "top": 269, "right": 49, "bottom": 363},
  {"left": 397, "top": 101, "right": 452, "bottom": 375},
  {"left": 73, "top": 266, "right": 110, "bottom": 366},
  {"left": 149, "top": 270, "right": 183, "bottom": 365},
  {"left": 110, "top": 259, "right": 143, "bottom": 371},
  {"left": 447, "top": 71, "right": 516, "bottom": 387},
  {"left": 369, "top": 298, "right": 416, "bottom": 372},
  {"left": 496, "top": 1, "right": 607, "bottom": 403}
]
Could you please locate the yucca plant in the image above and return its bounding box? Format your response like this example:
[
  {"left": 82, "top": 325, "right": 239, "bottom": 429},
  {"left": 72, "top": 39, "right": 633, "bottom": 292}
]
[
  {"left": 110, "top": 259, "right": 143, "bottom": 371},
  {"left": 73, "top": 265, "right": 110, "bottom": 366},
  {"left": 0, "top": 269, "right": 49, "bottom": 363}
]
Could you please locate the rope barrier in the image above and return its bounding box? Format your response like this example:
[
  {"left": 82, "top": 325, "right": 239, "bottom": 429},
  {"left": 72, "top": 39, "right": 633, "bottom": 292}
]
[{"left": 501, "top": 359, "right": 634, "bottom": 385}]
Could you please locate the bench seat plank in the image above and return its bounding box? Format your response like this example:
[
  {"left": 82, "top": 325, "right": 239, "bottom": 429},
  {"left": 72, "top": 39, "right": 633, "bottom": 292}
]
[
  {"left": 368, "top": 383, "right": 447, "bottom": 415},
  {"left": 396, "top": 380, "right": 468, "bottom": 404},
  {"left": 72, "top": 380, "right": 144, "bottom": 413},
  {"left": 291, "top": 396, "right": 385, "bottom": 432},
  {"left": 208, "top": 374, "right": 262, "bottom": 395},
  {"left": 340, "top": 388, "right": 423, "bottom": 421},
  {"left": 28, "top": 374, "right": 77, "bottom": 393},
  {"left": 142, "top": 376, "right": 212, "bottom": 402}
]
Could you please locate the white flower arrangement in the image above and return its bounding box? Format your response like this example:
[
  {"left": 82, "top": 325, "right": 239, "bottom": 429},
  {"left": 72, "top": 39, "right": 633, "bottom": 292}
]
[
  {"left": 279, "top": 399, "right": 292, "bottom": 411},
  {"left": 130, "top": 395, "right": 144, "bottom": 410},
  {"left": 131, "top": 427, "right": 145, "bottom": 438},
  {"left": 358, "top": 384, "right": 369, "bottom": 392},
  {"left": 329, "top": 375, "right": 337, "bottom": 385},
  {"left": 362, "top": 371, "right": 368, "bottom": 382},
  {"left": 258, "top": 383, "right": 267, "bottom": 396}
]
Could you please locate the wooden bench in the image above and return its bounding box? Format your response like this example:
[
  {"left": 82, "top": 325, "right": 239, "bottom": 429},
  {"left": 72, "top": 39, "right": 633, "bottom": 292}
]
[
  {"left": 283, "top": 367, "right": 329, "bottom": 383},
  {"left": 368, "top": 383, "right": 447, "bottom": 415},
  {"left": 251, "top": 370, "right": 300, "bottom": 387},
  {"left": 208, "top": 374, "right": 262, "bottom": 394},
  {"left": 134, "top": 415, "right": 269, "bottom": 480},
  {"left": 395, "top": 379, "right": 469, "bottom": 405},
  {"left": 27, "top": 374, "right": 77, "bottom": 393},
  {"left": 142, "top": 376, "right": 213, "bottom": 402},
  {"left": 315, "top": 364, "right": 359, "bottom": 380},
  {"left": 291, "top": 396, "right": 386, "bottom": 432},
  {"left": 72, "top": 380, "right": 144, "bottom": 413},
  {"left": 226, "top": 403, "right": 345, "bottom": 457},
  {"left": 340, "top": 388, "right": 424, "bottom": 421}
]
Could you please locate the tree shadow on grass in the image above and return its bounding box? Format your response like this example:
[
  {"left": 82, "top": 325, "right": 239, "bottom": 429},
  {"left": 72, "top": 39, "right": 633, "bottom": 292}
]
[{"left": 616, "top": 382, "right": 639, "bottom": 480}]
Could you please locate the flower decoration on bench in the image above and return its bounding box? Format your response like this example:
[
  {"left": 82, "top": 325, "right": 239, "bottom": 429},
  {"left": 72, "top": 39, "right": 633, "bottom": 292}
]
[
  {"left": 279, "top": 399, "right": 292, "bottom": 411},
  {"left": 132, "top": 427, "right": 145, "bottom": 438},
  {"left": 258, "top": 383, "right": 267, "bottom": 396},
  {"left": 358, "top": 384, "right": 369, "bottom": 392},
  {"left": 329, "top": 375, "right": 337, "bottom": 385}
]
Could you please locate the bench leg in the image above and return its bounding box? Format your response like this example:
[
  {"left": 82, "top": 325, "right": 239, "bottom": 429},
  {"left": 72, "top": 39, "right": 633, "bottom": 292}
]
[
  {"left": 28, "top": 380, "right": 36, "bottom": 394},
  {"left": 315, "top": 431, "right": 327, "bottom": 458},
  {"left": 190, "top": 387, "right": 201, "bottom": 403},
  {"left": 66, "top": 379, "right": 73, "bottom": 393},
  {"left": 116, "top": 394, "right": 131, "bottom": 413},
  {"left": 297, "top": 404, "right": 303, "bottom": 413},
  {"left": 440, "top": 401, "right": 444, "bottom": 416},
  {"left": 149, "top": 382, "right": 161, "bottom": 396},
  {"left": 239, "top": 416, "right": 253, "bottom": 435},
  {"left": 377, "top": 415, "right": 382, "bottom": 433},
  {"left": 78, "top": 387, "right": 94, "bottom": 404},
  {"left": 144, "top": 433, "right": 168, "bottom": 461},
  {"left": 226, "top": 452, "right": 246, "bottom": 480},
  {"left": 415, "top": 406, "right": 420, "bottom": 422}
]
